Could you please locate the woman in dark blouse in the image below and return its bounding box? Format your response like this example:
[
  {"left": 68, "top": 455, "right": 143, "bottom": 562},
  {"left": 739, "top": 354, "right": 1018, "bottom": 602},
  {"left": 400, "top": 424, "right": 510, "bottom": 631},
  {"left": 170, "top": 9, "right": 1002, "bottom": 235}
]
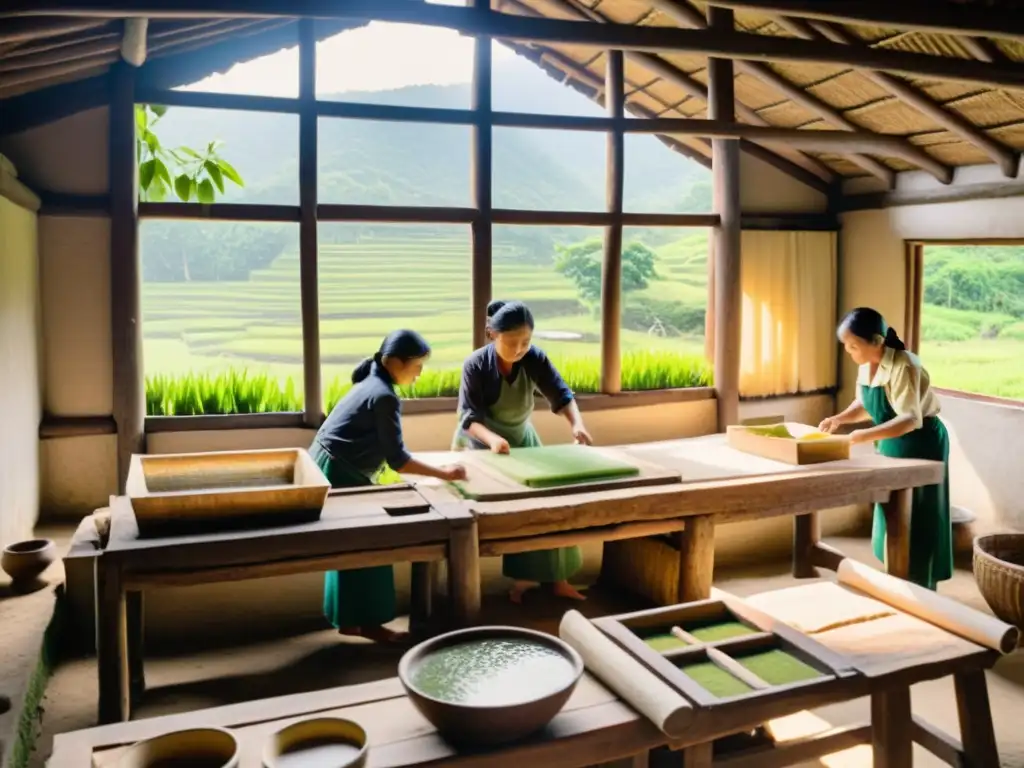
[
  {"left": 312, "top": 330, "right": 465, "bottom": 643},
  {"left": 453, "top": 300, "right": 592, "bottom": 604}
]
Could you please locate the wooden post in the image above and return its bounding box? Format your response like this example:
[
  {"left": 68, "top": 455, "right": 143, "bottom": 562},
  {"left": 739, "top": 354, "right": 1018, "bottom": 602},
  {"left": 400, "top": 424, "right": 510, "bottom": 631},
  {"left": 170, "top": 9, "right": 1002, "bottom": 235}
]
[
  {"left": 126, "top": 590, "right": 145, "bottom": 700},
  {"left": 601, "top": 50, "right": 625, "bottom": 394},
  {"left": 298, "top": 19, "right": 321, "bottom": 426},
  {"left": 792, "top": 512, "right": 821, "bottom": 579},
  {"left": 409, "top": 561, "right": 436, "bottom": 637},
  {"left": 871, "top": 686, "right": 913, "bottom": 768},
  {"left": 470, "top": 1, "right": 492, "bottom": 350},
  {"left": 708, "top": 7, "right": 741, "bottom": 431},
  {"left": 448, "top": 516, "right": 482, "bottom": 627},
  {"left": 882, "top": 487, "right": 912, "bottom": 580},
  {"left": 676, "top": 515, "right": 715, "bottom": 602},
  {"left": 96, "top": 559, "right": 128, "bottom": 723},
  {"left": 109, "top": 61, "right": 144, "bottom": 491},
  {"left": 953, "top": 669, "right": 1001, "bottom": 767}
]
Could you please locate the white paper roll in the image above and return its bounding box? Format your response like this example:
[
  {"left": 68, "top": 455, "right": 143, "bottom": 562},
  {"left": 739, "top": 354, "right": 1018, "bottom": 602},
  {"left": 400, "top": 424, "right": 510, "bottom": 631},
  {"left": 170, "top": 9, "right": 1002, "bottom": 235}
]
[
  {"left": 559, "top": 610, "right": 694, "bottom": 738},
  {"left": 837, "top": 558, "right": 1020, "bottom": 654}
]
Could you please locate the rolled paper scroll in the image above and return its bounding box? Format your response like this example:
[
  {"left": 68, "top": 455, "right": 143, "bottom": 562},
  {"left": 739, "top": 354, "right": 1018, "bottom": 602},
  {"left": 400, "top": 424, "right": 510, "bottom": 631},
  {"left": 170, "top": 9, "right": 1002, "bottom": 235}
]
[
  {"left": 837, "top": 558, "right": 1020, "bottom": 655},
  {"left": 559, "top": 610, "right": 695, "bottom": 738}
]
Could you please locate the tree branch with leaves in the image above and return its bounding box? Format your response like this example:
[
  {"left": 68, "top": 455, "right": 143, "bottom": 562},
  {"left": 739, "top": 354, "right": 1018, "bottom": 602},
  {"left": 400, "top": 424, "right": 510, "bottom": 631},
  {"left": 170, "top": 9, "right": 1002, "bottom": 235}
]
[{"left": 135, "top": 103, "right": 245, "bottom": 203}]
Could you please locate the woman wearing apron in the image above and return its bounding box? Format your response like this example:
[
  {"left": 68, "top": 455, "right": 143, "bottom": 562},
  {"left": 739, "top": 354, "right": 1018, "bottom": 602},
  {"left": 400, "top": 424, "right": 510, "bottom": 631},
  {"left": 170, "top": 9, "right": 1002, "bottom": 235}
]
[
  {"left": 312, "top": 330, "right": 466, "bottom": 643},
  {"left": 453, "top": 300, "right": 594, "bottom": 604},
  {"left": 819, "top": 307, "right": 952, "bottom": 590}
]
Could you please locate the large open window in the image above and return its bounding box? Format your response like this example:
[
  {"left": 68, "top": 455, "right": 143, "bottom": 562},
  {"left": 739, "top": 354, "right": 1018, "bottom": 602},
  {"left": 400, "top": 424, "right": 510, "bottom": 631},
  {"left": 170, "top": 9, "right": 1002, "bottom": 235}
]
[
  {"left": 134, "top": 18, "right": 721, "bottom": 424},
  {"left": 917, "top": 243, "right": 1024, "bottom": 402}
]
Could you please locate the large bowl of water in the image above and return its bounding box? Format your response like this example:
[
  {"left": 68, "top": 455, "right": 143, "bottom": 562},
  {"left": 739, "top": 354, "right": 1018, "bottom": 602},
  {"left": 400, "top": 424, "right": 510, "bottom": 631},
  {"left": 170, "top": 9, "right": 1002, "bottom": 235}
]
[{"left": 398, "top": 625, "right": 584, "bottom": 747}]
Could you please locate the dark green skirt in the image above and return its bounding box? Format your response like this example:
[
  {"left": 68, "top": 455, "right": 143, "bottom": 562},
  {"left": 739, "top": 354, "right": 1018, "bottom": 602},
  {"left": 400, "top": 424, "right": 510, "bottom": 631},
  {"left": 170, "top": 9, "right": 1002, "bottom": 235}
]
[{"left": 311, "top": 441, "right": 397, "bottom": 628}]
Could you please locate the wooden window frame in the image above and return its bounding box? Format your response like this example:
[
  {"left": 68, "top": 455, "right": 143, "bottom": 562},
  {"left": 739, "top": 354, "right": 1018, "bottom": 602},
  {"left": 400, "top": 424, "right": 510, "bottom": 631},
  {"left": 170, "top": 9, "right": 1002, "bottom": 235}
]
[{"left": 907, "top": 239, "right": 1024, "bottom": 408}]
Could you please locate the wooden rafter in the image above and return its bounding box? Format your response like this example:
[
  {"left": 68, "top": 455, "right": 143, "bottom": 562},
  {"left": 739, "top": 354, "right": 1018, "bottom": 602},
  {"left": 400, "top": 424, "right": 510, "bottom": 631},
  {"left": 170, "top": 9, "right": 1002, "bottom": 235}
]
[
  {"left": 777, "top": 17, "right": 1020, "bottom": 178},
  {"left": 0, "top": 16, "right": 109, "bottom": 45},
  {"left": 537, "top": 0, "right": 835, "bottom": 184},
  {"left": 6, "top": 1, "right": 1024, "bottom": 90},
  {"left": 650, "top": 0, "right": 951, "bottom": 185},
  {"left": 701, "top": 0, "right": 1024, "bottom": 44}
]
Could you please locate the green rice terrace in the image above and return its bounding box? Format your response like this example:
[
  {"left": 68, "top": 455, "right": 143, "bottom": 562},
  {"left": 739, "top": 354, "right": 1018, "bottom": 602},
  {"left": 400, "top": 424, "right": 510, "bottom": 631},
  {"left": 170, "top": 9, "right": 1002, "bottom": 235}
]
[
  {"left": 140, "top": 235, "right": 1023, "bottom": 415},
  {"left": 142, "top": 229, "right": 714, "bottom": 415}
]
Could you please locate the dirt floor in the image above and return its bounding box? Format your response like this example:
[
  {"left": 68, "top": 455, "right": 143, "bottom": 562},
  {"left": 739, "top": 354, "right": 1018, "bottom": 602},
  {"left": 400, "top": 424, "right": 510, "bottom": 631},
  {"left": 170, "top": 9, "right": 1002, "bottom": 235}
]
[{"left": 25, "top": 536, "right": 1024, "bottom": 767}]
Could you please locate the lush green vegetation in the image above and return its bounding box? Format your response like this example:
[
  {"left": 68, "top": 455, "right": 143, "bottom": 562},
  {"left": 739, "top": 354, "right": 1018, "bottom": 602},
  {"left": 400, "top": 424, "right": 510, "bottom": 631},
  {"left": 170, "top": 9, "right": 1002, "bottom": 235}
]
[
  {"left": 919, "top": 244, "right": 1024, "bottom": 400},
  {"left": 142, "top": 229, "right": 713, "bottom": 415}
]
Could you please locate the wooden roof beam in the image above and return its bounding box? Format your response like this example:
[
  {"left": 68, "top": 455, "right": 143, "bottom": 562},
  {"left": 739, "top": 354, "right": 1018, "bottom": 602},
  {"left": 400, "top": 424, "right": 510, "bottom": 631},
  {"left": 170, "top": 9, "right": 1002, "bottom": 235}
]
[
  {"left": 702, "top": 0, "right": 1024, "bottom": 43},
  {"left": 649, "top": 0, "right": 910, "bottom": 186},
  {"left": 781, "top": 17, "right": 1019, "bottom": 179},
  {"left": 532, "top": 0, "right": 835, "bottom": 186},
  {"left": 0, "top": 17, "right": 109, "bottom": 45},
  {"left": 120, "top": 17, "right": 146, "bottom": 65},
  {"left": 7, "top": 1, "right": 1024, "bottom": 91}
]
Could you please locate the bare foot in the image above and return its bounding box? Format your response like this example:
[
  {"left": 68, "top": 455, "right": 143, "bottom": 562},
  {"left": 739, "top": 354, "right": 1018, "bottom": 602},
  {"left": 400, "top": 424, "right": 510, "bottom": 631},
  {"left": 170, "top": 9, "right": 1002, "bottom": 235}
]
[
  {"left": 338, "top": 625, "right": 409, "bottom": 644},
  {"left": 509, "top": 580, "right": 539, "bottom": 604},
  {"left": 552, "top": 581, "right": 587, "bottom": 601}
]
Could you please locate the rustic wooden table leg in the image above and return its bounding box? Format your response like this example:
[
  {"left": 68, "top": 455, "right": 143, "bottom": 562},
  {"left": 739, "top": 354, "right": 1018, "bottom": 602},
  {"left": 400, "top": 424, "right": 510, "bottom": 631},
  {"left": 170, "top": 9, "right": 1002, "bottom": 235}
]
[
  {"left": 954, "top": 669, "right": 1000, "bottom": 766},
  {"left": 448, "top": 517, "right": 481, "bottom": 627},
  {"left": 96, "top": 559, "right": 129, "bottom": 724},
  {"left": 882, "top": 488, "right": 912, "bottom": 580},
  {"left": 677, "top": 516, "right": 715, "bottom": 603},
  {"left": 409, "top": 561, "right": 437, "bottom": 636},
  {"left": 126, "top": 590, "right": 145, "bottom": 701},
  {"left": 681, "top": 742, "right": 712, "bottom": 768},
  {"left": 871, "top": 686, "right": 912, "bottom": 768},
  {"left": 792, "top": 511, "right": 820, "bottom": 579}
]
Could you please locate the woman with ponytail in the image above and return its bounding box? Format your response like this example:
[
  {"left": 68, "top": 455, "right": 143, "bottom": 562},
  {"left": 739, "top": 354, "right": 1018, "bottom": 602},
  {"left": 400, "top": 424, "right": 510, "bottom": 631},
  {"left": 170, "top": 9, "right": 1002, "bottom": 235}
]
[
  {"left": 454, "top": 300, "right": 593, "bottom": 604},
  {"left": 311, "top": 330, "right": 466, "bottom": 643},
  {"left": 819, "top": 307, "right": 951, "bottom": 590}
]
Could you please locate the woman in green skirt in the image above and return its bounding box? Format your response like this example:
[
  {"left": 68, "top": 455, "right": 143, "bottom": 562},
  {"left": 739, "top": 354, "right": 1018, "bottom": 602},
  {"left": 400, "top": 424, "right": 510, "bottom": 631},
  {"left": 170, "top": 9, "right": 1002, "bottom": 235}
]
[
  {"left": 453, "top": 300, "right": 593, "bottom": 604},
  {"left": 819, "top": 307, "right": 952, "bottom": 590},
  {"left": 312, "top": 330, "right": 466, "bottom": 643}
]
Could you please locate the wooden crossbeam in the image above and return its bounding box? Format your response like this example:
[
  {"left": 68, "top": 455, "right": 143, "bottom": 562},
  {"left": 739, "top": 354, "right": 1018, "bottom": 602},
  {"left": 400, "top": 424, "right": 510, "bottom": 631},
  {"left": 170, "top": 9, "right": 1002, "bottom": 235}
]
[
  {"left": 702, "top": 0, "right": 1024, "bottom": 44},
  {"left": 6, "top": 1, "right": 1024, "bottom": 90},
  {"left": 779, "top": 17, "right": 1019, "bottom": 178},
  {"left": 537, "top": 0, "right": 834, "bottom": 184},
  {"left": 651, "top": 0, "right": 944, "bottom": 185}
]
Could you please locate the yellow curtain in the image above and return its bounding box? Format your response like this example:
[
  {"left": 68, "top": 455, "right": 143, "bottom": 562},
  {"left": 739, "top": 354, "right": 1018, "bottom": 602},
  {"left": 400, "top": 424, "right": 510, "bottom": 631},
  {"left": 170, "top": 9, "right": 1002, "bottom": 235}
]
[{"left": 739, "top": 230, "right": 837, "bottom": 397}]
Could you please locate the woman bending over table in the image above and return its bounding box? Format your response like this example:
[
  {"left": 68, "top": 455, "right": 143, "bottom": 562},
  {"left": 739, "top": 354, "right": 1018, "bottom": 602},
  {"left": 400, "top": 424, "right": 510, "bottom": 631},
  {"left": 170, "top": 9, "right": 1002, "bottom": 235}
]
[
  {"left": 311, "top": 330, "right": 465, "bottom": 643},
  {"left": 819, "top": 307, "right": 951, "bottom": 591},
  {"left": 453, "top": 300, "right": 593, "bottom": 604}
]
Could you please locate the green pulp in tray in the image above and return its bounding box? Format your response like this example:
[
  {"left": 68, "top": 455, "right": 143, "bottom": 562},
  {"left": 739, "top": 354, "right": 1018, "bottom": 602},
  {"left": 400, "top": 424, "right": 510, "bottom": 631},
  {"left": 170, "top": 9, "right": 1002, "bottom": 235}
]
[
  {"left": 687, "top": 621, "right": 756, "bottom": 643},
  {"left": 473, "top": 445, "right": 640, "bottom": 488},
  {"left": 680, "top": 650, "right": 822, "bottom": 699},
  {"left": 643, "top": 633, "right": 688, "bottom": 652}
]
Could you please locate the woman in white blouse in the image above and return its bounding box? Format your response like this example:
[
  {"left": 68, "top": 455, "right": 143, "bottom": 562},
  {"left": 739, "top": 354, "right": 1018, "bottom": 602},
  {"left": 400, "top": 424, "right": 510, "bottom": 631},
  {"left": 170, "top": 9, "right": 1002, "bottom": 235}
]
[{"left": 819, "top": 307, "right": 951, "bottom": 590}]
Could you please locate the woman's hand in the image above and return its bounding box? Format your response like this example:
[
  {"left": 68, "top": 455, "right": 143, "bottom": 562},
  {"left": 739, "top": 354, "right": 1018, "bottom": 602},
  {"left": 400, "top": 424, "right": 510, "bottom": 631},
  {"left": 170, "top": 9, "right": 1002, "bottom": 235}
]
[
  {"left": 489, "top": 436, "right": 511, "bottom": 454},
  {"left": 847, "top": 429, "right": 870, "bottom": 446},
  {"left": 440, "top": 464, "right": 467, "bottom": 482},
  {"left": 818, "top": 416, "right": 841, "bottom": 434},
  {"left": 572, "top": 424, "right": 593, "bottom": 446}
]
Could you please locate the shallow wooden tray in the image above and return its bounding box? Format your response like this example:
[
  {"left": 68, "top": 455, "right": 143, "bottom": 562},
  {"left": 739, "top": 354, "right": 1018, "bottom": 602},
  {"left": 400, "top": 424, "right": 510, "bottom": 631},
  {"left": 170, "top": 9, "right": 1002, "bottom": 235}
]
[
  {"left": 726, "top": 422, "right": 850, "bottom": 465},
  {"left": 125, "top": 448, "right": 330, "bottom": 537}
]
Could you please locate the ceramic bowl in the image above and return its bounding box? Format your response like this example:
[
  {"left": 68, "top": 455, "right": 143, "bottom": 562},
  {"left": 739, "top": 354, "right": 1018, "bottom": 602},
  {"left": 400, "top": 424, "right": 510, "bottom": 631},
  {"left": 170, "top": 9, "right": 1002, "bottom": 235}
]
[
  {"left": 398, "top": 625, "right": 584, "bottom": 747},
  {"left": 117, "top": 727, "right": 239, "bottom": 768},
  {"left": 1, "top": 539, "right": 57, "bottom": 585},
  {"left": 263, "top": 717, "right": 368, "bottom": 768}
]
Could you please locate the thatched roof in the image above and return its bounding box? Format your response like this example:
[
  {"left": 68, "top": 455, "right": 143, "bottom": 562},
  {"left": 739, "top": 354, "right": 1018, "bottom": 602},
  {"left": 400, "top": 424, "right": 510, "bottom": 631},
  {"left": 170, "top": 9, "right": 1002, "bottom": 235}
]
[{"left": 3, "top": 0, "right": 1024, "bottom": 185}]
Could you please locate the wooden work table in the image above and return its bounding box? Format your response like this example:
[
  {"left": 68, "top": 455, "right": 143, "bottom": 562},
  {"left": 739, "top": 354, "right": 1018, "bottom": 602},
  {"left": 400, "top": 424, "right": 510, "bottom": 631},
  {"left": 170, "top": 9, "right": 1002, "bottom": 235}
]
[
  {"left": 53, "top": 583, "right": 1001, "bottom": 768},
  {"left": 415, "top": 435, "right": 945, "bottom": 618},
  {"left": 92, "top": 488, "right": 480, "bottom": 725}
]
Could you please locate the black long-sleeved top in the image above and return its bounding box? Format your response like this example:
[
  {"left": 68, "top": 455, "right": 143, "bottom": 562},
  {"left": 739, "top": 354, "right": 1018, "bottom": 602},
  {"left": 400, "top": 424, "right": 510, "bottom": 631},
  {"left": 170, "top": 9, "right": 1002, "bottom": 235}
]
[
  {"left": 457, "top": 344, "right": 574, "bottom": 431},
  {"left": 314, "top": 362, "right": 411, "bottom": 473}
]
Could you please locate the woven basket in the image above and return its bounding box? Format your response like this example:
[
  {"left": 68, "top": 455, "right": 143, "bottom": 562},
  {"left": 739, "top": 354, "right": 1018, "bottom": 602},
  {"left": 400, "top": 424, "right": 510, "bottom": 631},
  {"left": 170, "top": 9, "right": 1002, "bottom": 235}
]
[{"left": 973, "top": 534, "right": 1024, "bottom": 629}]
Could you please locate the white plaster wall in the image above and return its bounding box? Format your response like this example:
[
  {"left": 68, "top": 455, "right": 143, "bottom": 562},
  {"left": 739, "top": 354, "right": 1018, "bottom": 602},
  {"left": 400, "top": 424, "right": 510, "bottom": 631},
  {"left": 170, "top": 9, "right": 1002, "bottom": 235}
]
[{"left": 739, "top": 152, "right": 829, "bottom": 213}]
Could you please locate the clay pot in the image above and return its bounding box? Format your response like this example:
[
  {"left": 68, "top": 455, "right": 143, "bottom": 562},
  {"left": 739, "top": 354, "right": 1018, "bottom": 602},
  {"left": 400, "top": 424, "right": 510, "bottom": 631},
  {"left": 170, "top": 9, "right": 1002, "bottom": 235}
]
[
  {"left": 398, "top": 625, "right": 584, "bottom": 747},
  {"left": 1, "top": 539, "right": 56, "bottom": 585},
  {"left": 118, "top": 727, "right": 239, "bottom": 768},
  {"left": 263, "top": 717, "right": 367, "bottom": 768}
]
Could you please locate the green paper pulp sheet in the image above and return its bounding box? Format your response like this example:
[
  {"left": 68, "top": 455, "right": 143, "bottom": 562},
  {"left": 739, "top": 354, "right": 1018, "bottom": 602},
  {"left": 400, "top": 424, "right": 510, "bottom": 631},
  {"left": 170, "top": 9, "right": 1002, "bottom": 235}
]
[
  {"left": 472, "top": 444, "right": 640, "bottom": 489},
  {"left": 680, "top": 661, "right": 752, "bottom": 698},
  {"left": 736, "top": 649, "right": 822, "bottom": 687},
  {"left": 643, "top": 633, "right": 689, "bottom": 652},
  {"left": 686, "top": 620, "right": 757, "bottom": 643}
]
